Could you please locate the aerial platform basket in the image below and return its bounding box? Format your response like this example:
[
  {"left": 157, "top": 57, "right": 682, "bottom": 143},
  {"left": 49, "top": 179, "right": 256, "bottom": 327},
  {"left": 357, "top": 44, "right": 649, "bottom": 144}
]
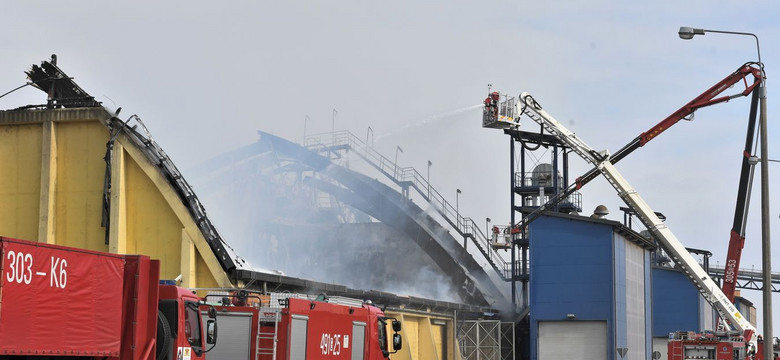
[{"left": 482, "top": 92, "right": 519, "bottom": 129}]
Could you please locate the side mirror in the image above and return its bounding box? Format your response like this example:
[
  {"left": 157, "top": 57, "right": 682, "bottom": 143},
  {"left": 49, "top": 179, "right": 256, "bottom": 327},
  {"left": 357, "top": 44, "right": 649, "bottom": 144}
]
[
  {"left": 392, "top": 320, "right": 401, "bottom": 332},
  {"left": 392, "top": 334, "right": 402, "bottom": 351},
  {"left": 206, "top": 320, "right": 218, "bottom": 345},
  {"left": 207, "top": 306, "right": 217, "bottom": 319}
]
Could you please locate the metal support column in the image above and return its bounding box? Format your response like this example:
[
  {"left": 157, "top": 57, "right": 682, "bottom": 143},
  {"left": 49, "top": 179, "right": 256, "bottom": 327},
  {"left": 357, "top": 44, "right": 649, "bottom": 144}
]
[
  {"left": 552, "top": 144, "right": 559, "bottom": 212},
  {"left": 510, "top": 138, "right": 517, "bottom": 306}
]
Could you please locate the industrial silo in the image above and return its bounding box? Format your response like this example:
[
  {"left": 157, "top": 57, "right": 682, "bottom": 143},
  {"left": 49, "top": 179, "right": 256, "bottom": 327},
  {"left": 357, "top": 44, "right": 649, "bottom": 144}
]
[{"left": 528, "top": 208, "right": 655, "bottom": 360}]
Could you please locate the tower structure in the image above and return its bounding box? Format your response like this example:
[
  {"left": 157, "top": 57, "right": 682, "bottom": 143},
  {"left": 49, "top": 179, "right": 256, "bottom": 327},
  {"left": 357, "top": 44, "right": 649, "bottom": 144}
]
[{"left": 481, "top": 90, "right": 582, "bottom": 307}]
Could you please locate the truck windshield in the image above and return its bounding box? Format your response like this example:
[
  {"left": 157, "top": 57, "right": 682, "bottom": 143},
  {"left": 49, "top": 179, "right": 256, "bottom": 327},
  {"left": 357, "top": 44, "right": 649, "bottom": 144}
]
[
  {"left": 377, "top": 318, "right": 388, "bottom": 355},
  {"left": 184, "top": 301, "right": 203, "bottom": 349}
]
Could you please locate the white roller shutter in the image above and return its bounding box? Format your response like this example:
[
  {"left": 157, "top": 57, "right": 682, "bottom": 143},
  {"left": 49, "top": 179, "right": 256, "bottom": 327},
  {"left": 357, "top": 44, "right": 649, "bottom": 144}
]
[
  {"left": 538, "top": 321, "right": 607, "bottom": 359},
  {"left": 290, "top": 315, "right": 309, "bottom": 360},
  {"left": 200, "top": 311, "right": 252, "bottom": 359}
]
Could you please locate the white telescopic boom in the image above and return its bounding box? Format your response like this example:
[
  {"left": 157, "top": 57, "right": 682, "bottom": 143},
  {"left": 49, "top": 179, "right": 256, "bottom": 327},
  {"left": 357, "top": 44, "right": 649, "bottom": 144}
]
[{"left": 517, "top": 92, "right": 757, "bottom": 338}]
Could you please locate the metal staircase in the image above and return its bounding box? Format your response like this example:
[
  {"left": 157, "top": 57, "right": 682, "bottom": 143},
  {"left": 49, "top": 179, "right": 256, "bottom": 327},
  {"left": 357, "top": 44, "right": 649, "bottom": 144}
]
[{"left": 303, "top": 130, "right": 514, "bottom": 281}]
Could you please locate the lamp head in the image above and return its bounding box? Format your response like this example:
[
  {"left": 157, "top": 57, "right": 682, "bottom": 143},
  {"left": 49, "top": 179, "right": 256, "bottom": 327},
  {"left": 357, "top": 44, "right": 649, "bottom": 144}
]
[{"left": 678, "top": 26, "right": 705, "bottom": 40}]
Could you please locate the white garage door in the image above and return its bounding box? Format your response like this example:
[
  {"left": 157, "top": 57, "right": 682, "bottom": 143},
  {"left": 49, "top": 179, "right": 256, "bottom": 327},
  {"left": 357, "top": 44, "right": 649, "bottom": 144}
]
[{"left": 538, "top": 321, "right": 607, "bottom": 360}]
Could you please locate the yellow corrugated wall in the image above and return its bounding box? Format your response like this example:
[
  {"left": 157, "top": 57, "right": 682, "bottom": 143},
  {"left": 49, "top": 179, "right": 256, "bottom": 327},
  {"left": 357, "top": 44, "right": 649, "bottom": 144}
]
[
  {"left": 124, "top": 154, "right": 183, "bottom": 279},
  {"left": 196, "top": 250, "right": 220, "bottom": 288},
  {"left": 0, "top": 123, "right": 42, "bottom": 241},
  {"left": 385, "top": 310, "right": 461, "bottom": 360},
  {"left": 431, "top": 322, "right": 446, "bottom": 360},
  {"left": 53, "top": 121, "right": 107, "bottom": 251},
  {"left": 0, "top": 108, "right": 231, "bottom": 288}
]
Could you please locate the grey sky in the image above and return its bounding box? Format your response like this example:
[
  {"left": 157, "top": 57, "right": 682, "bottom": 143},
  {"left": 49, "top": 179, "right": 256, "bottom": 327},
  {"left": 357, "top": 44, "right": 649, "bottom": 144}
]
[{"left": 3, "top": 0, "right": 780, "bottom": 331}]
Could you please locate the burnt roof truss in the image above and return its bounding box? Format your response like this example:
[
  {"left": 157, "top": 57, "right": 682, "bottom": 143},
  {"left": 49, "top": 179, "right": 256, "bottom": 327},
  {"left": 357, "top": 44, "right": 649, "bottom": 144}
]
[{"left": 25, "top": 55, "right": 101, "bottom": 109}]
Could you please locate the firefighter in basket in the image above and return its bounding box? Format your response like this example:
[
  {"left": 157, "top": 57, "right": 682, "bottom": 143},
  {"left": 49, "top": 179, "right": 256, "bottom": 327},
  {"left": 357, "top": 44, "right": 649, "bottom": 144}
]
[{"left": 484, "top": 92, "right": 499, "bottom": 118}]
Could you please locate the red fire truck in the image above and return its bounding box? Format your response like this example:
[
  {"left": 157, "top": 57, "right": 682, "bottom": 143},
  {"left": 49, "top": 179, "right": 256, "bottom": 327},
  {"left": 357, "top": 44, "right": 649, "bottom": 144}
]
[
  {"left": 0, "top": 236, "right": 216, "bottom": 360},
  {"left": 668, "top": 331, "right": 748, "bottom": 360},
  {"left": 0, "top": 236, "right": 402, "bottom": 360},
  {"left": 201, "top": 291, "right": 402, "bottom": 360},
  {"left": 668, "top": 331, "right": 780, "bottom": 360}
]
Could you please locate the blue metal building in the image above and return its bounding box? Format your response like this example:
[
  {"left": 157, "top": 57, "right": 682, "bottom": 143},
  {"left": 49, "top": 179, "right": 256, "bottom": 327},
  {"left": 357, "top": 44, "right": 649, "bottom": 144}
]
[
  {"left": 652, "top": 266, "right": 713, "bottom": 334},
  {"left": 734, "top": 294, "right": 757, "bottom": 328},
  {"left": 651, "top": 266, "right": 757, "bottom": 357},
  {"left": 529, "top": 212, "right": 655, "bottom": 360},
  {"left": 651, "top": 266, "right": 715, "bottom": 357}
]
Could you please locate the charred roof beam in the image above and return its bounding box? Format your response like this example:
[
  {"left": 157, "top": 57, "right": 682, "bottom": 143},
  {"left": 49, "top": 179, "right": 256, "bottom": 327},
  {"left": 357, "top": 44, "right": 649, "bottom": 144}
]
[{"left": 25, "top": 55, "right": 101, "bottom": 109}]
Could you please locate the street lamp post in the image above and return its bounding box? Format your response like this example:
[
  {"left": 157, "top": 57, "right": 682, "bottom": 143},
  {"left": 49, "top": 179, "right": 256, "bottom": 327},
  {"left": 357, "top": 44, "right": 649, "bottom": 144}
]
[
  {"left": 758, "top": 61, "right": 772, "bottom": 360},
  {"left": 304, "top": 115, "right": 310, "bottom": 144},
  {"left": 456, "top": 188, "right": 463, "bottom": 248},
  {"left": 486, "top": 217, "right": 492, "bottom": 240},
  {"left": 332, "top": 109, "right": 338, "bottom": 145},
  {"left": 678, "top": 27, "right": 762, "bottom": 65},
  {"left": 456, "top": 189, "right": 462, "bottom": 220},
  {"left": 366, "top": 126, "right": 373, "bottom": 146},
  {"left": 679, "top": 26, "right": 771, "bottom": 359},
  {"left": 394, "top": 146, "right": 403, "bottom": 178},
  {"left": 427, "top": 160, "right": 432, "bottom": 199}
]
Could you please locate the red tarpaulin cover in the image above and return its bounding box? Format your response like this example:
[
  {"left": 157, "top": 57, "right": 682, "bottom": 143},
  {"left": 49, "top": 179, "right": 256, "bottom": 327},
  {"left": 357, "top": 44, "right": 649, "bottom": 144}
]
[{"left": 0, "top": 237, "right": 125, "bottom": 356}]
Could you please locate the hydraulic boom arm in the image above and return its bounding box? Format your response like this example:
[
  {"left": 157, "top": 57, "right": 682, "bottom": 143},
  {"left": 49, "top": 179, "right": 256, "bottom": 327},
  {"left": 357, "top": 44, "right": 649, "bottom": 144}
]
[
  {"left": 520, "top": 94, "right": 757, "bottom": 341},
  {"left": 513, "top": 64, "right": 762, "bottom": 232},
  {"left": 723, "top": 88, "right": 760, "bottom": 303}
]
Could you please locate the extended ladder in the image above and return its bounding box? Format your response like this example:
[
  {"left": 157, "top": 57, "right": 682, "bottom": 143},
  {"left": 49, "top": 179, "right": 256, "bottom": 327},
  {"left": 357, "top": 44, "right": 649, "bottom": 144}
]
[
  {"left": 256, "top": 309, "right": 280, "bottom": 360},
  {"left": 519, "top": 92, "right": 757, "bottom": 339}
]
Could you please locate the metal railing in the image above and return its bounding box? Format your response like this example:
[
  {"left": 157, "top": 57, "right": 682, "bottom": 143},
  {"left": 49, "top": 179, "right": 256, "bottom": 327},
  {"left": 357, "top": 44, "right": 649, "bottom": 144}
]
[
  {"left": 708, "top": 265, "right": 780, "bottom": 292},
  {"left": 303, "top": 130, "right": 513, "bottom": 280}
]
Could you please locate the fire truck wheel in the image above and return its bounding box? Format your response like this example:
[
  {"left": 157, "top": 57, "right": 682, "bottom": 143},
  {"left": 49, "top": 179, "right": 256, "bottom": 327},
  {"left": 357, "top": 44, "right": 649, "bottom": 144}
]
[{"left": 157, "top": 309, "right": 172, "bottom": 360}]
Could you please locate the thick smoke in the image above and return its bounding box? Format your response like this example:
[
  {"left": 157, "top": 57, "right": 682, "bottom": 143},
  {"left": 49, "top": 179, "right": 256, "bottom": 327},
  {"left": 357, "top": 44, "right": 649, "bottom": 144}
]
[{"left": 189, "top": 150, "right": 461, "bottom": 302}]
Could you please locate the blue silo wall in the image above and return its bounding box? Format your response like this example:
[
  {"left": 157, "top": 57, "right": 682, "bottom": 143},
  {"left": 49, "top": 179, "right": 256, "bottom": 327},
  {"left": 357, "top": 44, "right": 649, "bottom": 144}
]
[
  {"left": 529, "top": 215, "right": 615, "bottom": 359},
  {"left": 530, "top": 215, "right": 614, "bottom": 319},
  {"left": 652, "top": 266, "right": 700, "bottom": 336}
]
